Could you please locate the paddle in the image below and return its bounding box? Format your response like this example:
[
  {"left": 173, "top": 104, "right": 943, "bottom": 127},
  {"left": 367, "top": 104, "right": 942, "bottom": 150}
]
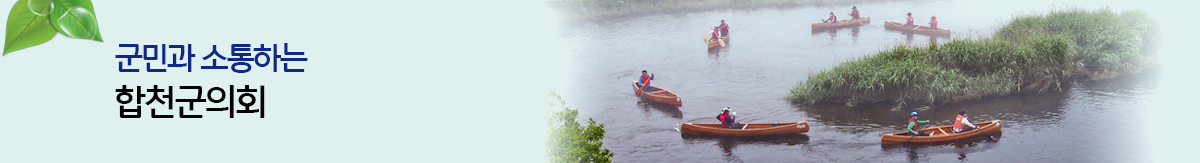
[
  {"left": 636, "top": 85, "right": 643, "bottom": 97},
  {"left": 718, "top": 37, "right": 726, "bottom": 47},
  {"left": 636, "top": 73, "right": 654, "bottom": 97},
  {"left": 978, "top": 123, "right": 998, "bottom": 142},
  {"left": 901, "top": 120, "right": 930, "bottom": 145}
]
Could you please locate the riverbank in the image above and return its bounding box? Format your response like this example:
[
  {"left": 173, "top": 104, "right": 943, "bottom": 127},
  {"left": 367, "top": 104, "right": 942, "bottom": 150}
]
[
  {"left": 549, "top": 0, "right": 902, "bottom": 20},
  {"left": 787, "top": 8, "right": 1159, "bottom": 107}
]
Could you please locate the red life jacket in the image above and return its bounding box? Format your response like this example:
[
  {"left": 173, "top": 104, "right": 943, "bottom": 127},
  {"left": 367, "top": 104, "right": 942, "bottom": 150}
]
[
  {"left": 640, "top": 75, "right": 651, "bottom": 86},
  {"left": 930, "top": 19, "right": 938, "bottom": 29},
  {"left": 717, "top": 113, "right": 730, "bottom": 127},
  {"left": 718, "top": 23, "right": 729, "bottom": 34},
  {"left": 828, "top": 15, "right": 837, "bottom": 22},
  {"left": 908, "top": 118, "right": 920, "bottom": 132},
  {"left": 906, "top": 16, "right": 915, "bottom": 26},
  {"left": 851, "top": 10, "right": 859, "bottom": 18}
]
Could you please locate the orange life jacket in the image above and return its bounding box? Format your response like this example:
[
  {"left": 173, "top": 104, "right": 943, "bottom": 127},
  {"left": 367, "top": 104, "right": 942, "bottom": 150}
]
[{"left": 953, "top": 114, "right": 964, "bottom": 131}]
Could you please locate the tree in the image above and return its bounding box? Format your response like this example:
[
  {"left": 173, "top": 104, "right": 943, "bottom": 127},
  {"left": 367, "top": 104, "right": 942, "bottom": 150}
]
[{"left": 546, "top": 92, "right": 613, "bottom": 163}]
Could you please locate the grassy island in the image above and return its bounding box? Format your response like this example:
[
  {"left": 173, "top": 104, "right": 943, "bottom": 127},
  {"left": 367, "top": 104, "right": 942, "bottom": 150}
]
[{"left": 787, "top": 8, "right": 1159, "bottom": 107}]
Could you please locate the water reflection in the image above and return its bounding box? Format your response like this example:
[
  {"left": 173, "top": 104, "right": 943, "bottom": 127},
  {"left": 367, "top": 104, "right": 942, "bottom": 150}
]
[
  {"left": 884, "top": 27, "right": 950, "bottom": 45},
  {"left": 810, "top": 26, "right": 863, "bottom": 43},
  {"left": 800, "top": 86, "right": 1069, "bottom": 133},
  {"left": 880, "top": 133, "right": 1002, "bottom": 162},
  {"left": 638, "top": 100, "right": 683, "bottom": 119},
  {"left": 681, "top": 133, "right": 811, "bottom": 162},
  {"left": 706, "top": 39, "right": 731, "bottom": 59}
]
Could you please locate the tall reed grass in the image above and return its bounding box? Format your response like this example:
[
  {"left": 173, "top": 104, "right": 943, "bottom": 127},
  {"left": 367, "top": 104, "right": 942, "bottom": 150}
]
[{"left": 788, "top": 8, "right": 1157, "bottom": 107}]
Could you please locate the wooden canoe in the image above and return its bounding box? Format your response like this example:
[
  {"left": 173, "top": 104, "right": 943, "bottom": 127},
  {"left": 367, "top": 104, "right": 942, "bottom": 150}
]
[
  {"left": 704, "top": 34, "right": 729, "bottom": 48},
  {"left": 883, "top": 20, "right": 951, "bottom": 35},
  {"left": 681, "top": 122, "right": 810, "bottom": 137},
  {"left": 880, "top": 120, "right": 1002, "bottom": 144},
  {"left": 812, "top": 16, "right": 870, "bottom": 30},
  {"left": 632, "top": 82, "right": 682, "bottom": 106}
]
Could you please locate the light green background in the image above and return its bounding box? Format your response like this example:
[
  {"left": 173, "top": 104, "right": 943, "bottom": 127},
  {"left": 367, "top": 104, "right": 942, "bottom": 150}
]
[
  {"left": 0, "top": 0, "right": 564, "bottom": 162},
  {"left": 0, "top": 0, "right": 1197, "bottom": 162}
]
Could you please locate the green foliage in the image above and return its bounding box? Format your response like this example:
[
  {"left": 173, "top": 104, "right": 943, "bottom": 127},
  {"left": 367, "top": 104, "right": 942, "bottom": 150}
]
[
  {"left": 49, "top": 0, "right": 102, "bottom": 42},
  {"left": 5, "top": 0, "right": 56, "bottom": 55},
  {"left": 3, "top": 0, "right": 102, "bottom": 55},
  {"left": 788, "top": 8, "right": 1156, "bottom": 106},
  {"left": 995, "top": 9, "right": 1150, "bottom": 75},
  {"left": 546, "top": 92, "right": 613, "bottom": 163}
]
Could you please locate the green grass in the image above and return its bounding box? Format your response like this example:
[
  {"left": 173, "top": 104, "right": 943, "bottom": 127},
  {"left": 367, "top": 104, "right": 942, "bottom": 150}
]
[{"left": 788, "top": 8, "right": 1156, "bottom": 107}]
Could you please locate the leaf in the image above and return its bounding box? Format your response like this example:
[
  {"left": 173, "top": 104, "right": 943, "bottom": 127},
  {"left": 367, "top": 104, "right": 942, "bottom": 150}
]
[
  {"left": 50, "top": 0, "right": 102, "bottom": 42},
  {"left": 4, "top": 0, "right": 57, "bottom": 55}
]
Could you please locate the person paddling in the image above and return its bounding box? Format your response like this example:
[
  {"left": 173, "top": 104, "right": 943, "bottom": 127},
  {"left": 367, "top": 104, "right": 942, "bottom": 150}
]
[
  {"left": 907, "top": 112, "right": 931, "bottom": 136},
  {"left": 716, "top": 107, "right": 738, "bottom": 129},
  {"left": 717, "top": 19, "right": 730, "bottom": 37},
  {"left": 928, "top": 15, "right": 939, "bottom": 30},
  {"left": 953, "top": 110, "right": 996, "bottom": 140},
  {"left": 953, "top": 110, "right": 977, "bottom": 133},
  {"left": 709, "top": 26, "right": 721, "bottom": 41},
  {"left": 636, "top": 70, "right": 655, "bottom": 96},
  {"left": 823, "top": 12, "right": 838, "bottom": 23},
  {"left": 905, "top": 12, "right": 916, "bottom": 28},
  {"left": 848, "top": 6, "right": 860, "bottom": 20}
]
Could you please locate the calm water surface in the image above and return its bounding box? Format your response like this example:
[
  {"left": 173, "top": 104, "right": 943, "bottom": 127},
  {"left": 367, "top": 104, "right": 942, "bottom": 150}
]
[{"left": 559, "top": 0, "right": 1158, "bottom": 162}]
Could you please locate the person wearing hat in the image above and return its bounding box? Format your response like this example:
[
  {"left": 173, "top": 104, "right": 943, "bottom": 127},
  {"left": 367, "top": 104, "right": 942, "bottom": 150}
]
[
  {"left": 716, "top": 107, "right": 737, "bottom": 129},
  {"left": 953, "top": 110, "right": 978, "bottom": 133},
  {"left": 905, "top": 12, "right": 915, "bottom": 27},
  {"left": 709, "top": 26, "right": 721, "bottom": 41},
  {"left": 907, "top": 111, "right": 931, "bottom": 136},
  {"left": 716, "top": 19, "right": 730, "bottom": 37},
  {"left": 848, "top": 6, "right": 860, "bottom": 20},
  {"left": 928, "top": 15, "right": 938, "bottom": 30},
  {"left": 823, "top": 12, "right": 837, "bottom": 23}
]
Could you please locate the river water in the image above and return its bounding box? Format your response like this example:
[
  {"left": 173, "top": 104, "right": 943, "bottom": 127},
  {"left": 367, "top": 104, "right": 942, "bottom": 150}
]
[{"left": 557, "top": 0, "right": 1163, "bottom": 162}]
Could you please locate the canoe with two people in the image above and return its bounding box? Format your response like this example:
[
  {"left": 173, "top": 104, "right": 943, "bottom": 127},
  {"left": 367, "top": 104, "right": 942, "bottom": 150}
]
[
  {"left": 705, "top": 20, "right": 730, "bottom": 48},
  {"left": 885, "top": 12, "right": 950, "bottom": 35},
  {"left": 813, "top": 6, "right": 870, "bottom": 30},
  {"left": 881, "top": 111, "right": 1003, "bottom": 144}
]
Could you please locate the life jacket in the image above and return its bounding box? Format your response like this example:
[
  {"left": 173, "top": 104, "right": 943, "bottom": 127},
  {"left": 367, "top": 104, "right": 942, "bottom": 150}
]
[
  {"left": 640, "top": 75, "right": 651, "bottom": 86},
  {"left": 718, "top": 23, "right": 729, "bottom": 35},
  {"left": 828, "top": 15, "right": 837, "bottom": 22},
  {"left": 908, "top": 118, "right": 920, "bottom": 132},
  {"left": 930, "top": 19, "right": 938, "bottom": 29},
  {"left": 717, "top": 114, "right": 730, "bottom": 127},
  {"left": 851, "top": 10, "right": 859, "bottom": 19},
  {"left": 906, "top": 16, "right": 914, "bottom": 26},
  {"left": 953, "top": 114, "right": 964, "bottom": 131}
]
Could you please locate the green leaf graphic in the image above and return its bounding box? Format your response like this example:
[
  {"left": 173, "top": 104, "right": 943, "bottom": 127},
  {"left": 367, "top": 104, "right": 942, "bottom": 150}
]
[
  {"left": 27, "top": 0, "right": 51, "bottom": 16},
  {"left": 4, "top": 0, "right": 57, "bottom": 55},
  {"left": 49, "top": 0, "right": 102, "bottom": 42}
]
